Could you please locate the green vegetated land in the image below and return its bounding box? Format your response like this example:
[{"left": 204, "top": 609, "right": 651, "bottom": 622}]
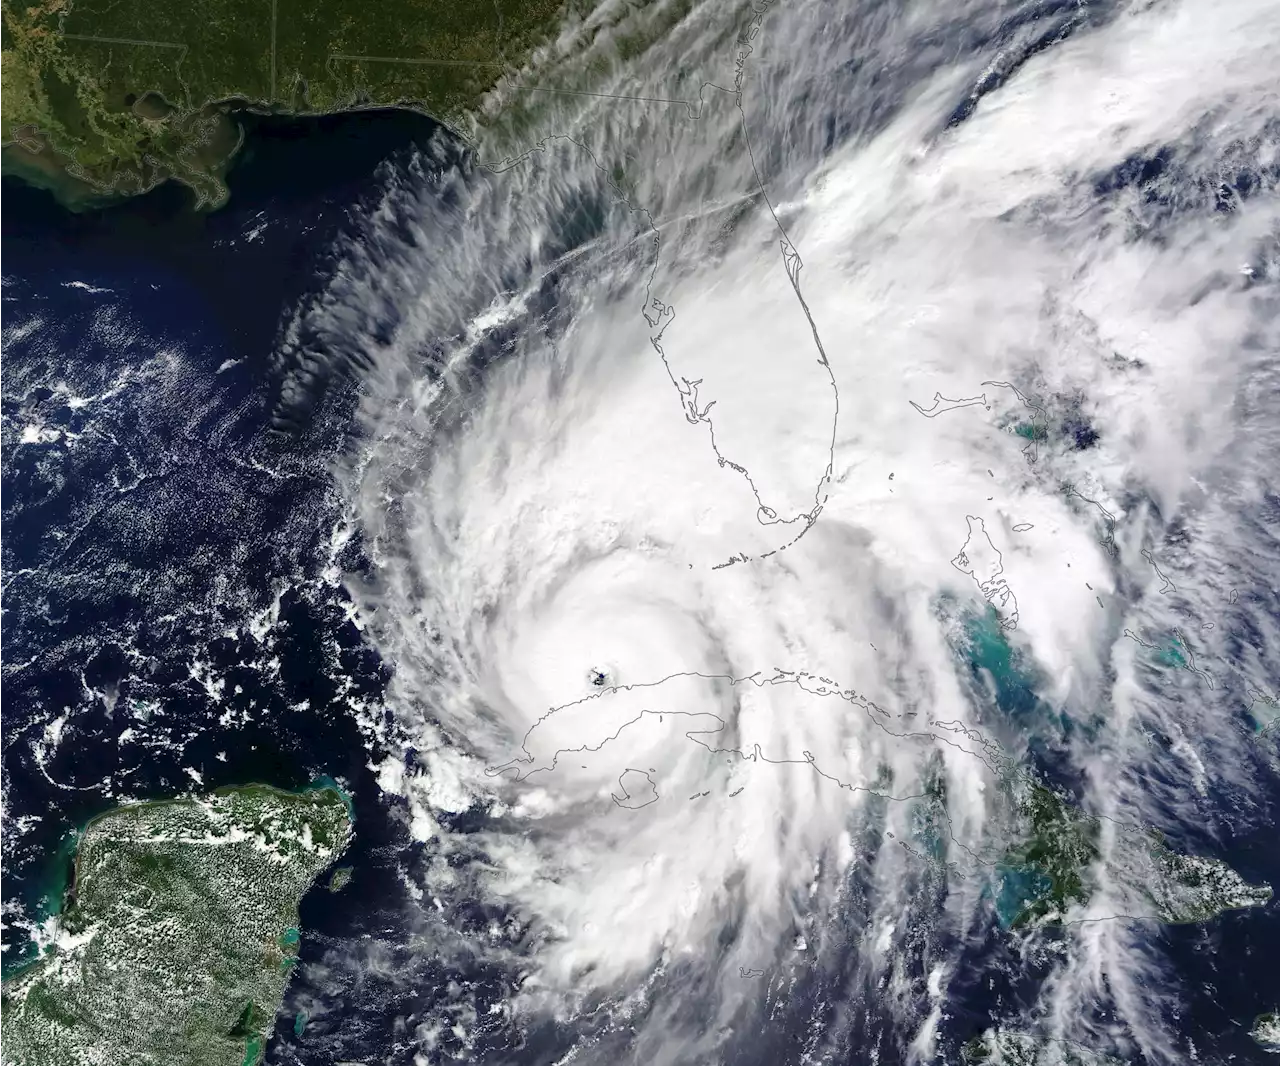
[
  {"left": 962, "top": 1028, "right": 1126, "bottom": 1066},
  {"left": 1253, "top": 1012, "right": 1280, "bottom": 1053},
  {"left": 998, "top": 781, "right": 1272, "bottom": 929},
  {"left": 0, "top": 784, "right": 352, "bottom": 1066},
  {"left": 0, "top": 0, "right": 579, "bottom": 206}
]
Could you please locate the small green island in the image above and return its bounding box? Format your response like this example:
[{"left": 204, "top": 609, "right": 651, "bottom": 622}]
[
  {"left": 0, "top": 0, "right": 583, "bottom": 206},
  {"left": 1253, "top": 1011, "right": 1280, "bottom": 1054},
  {"left": 1, "top": 784, "right": 353, "bottom": 1066}
]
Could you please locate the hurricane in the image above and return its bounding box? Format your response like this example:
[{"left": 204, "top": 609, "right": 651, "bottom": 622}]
[{"left": 273, "top": 0, "right": 1280, "bottom": 1061}]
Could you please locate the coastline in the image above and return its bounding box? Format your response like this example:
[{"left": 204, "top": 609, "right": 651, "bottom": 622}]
[
  {"left": 1, "top": 98, "right": 467, "bottom": 216},
  {"left": 2, "top": 120, "right": 415, "bottom": 983},
  {"left": 0, "top": 781, "right": 353, "bottom": 982}
]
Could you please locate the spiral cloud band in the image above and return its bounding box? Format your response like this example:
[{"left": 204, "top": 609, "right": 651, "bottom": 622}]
[{"left": 280, "top": 0, "right": 1280, "bottom": 1060}]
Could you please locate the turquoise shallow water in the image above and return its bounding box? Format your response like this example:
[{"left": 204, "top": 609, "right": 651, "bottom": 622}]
[
  {"left": 5, "top": 82, "right": 1280, "bottom": 1066},
  {"left": 992, "top": 865, "right": 1055, "bottom": 929}
]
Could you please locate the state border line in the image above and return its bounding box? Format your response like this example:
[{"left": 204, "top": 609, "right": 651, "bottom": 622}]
[
  {"left": 326, "top": 53, "right": 504, "bottom": 69},
  {"left": 270, "top": 0, "right": 277, "bottom": 102},
  {"left": 58, "top": 34, "right": 189, "bottom": 62}
]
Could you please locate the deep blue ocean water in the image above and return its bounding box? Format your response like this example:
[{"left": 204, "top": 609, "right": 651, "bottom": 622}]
[
  {"left": 0, "top": 112, "right": 444, "bottom": 1061},
  {"left": 3, "top": 107, "right": 1279, "bottom": 1065}
]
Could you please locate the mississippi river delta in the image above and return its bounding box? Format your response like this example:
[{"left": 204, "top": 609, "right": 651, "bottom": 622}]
[{"left": 0, "top": 0, "right": 613, "bottom": 206}]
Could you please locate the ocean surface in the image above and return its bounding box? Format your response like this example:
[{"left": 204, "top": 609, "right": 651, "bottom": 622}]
[
  {"left": 1, "top": 110, "right": 437, "bottom": 1018},
  {"left": 4, "top": 76, "right": 1280, "bottom": 1066}
]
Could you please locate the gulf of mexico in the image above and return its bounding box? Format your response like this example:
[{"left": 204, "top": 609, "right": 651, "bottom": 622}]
[{"left": 1, "top": 106, "right": 457, "bottom": 983}]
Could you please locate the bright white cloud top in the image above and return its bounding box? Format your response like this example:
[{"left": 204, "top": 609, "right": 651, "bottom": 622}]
[{"left": 279, "top": 0, "right": 1280, "bottom": 1061}]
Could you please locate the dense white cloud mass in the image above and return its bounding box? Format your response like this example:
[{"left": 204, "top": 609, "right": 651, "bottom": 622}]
[{"left": 281, "top": 0, "right": 1279, "bottom": 1060}]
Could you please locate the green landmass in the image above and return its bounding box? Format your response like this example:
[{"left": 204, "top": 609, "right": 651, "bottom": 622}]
[
  {"left": 327, "top": 865, "right": 353, "bottom": 892},
  {"left": 962, "top": 1029, "right": 1124, "bottom": 1065},
  {"left": 1252, "top": 1011, "right": 1280, "bottom": 1054},
  {"left": 0, "top": 784, "right": 353, "bottom": 1066},
  {"left": 0, "top": 0, "right": 580, "bottom": 206},
  {"left": 1000, "top": 783, "right": 1100, "bottom": 927},
  {"left": 1127, "top": 831, "right": 1273, "bottom": 923},
  {"left": 999, "top": 783, "right": 1271, "bottom": 928}
]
